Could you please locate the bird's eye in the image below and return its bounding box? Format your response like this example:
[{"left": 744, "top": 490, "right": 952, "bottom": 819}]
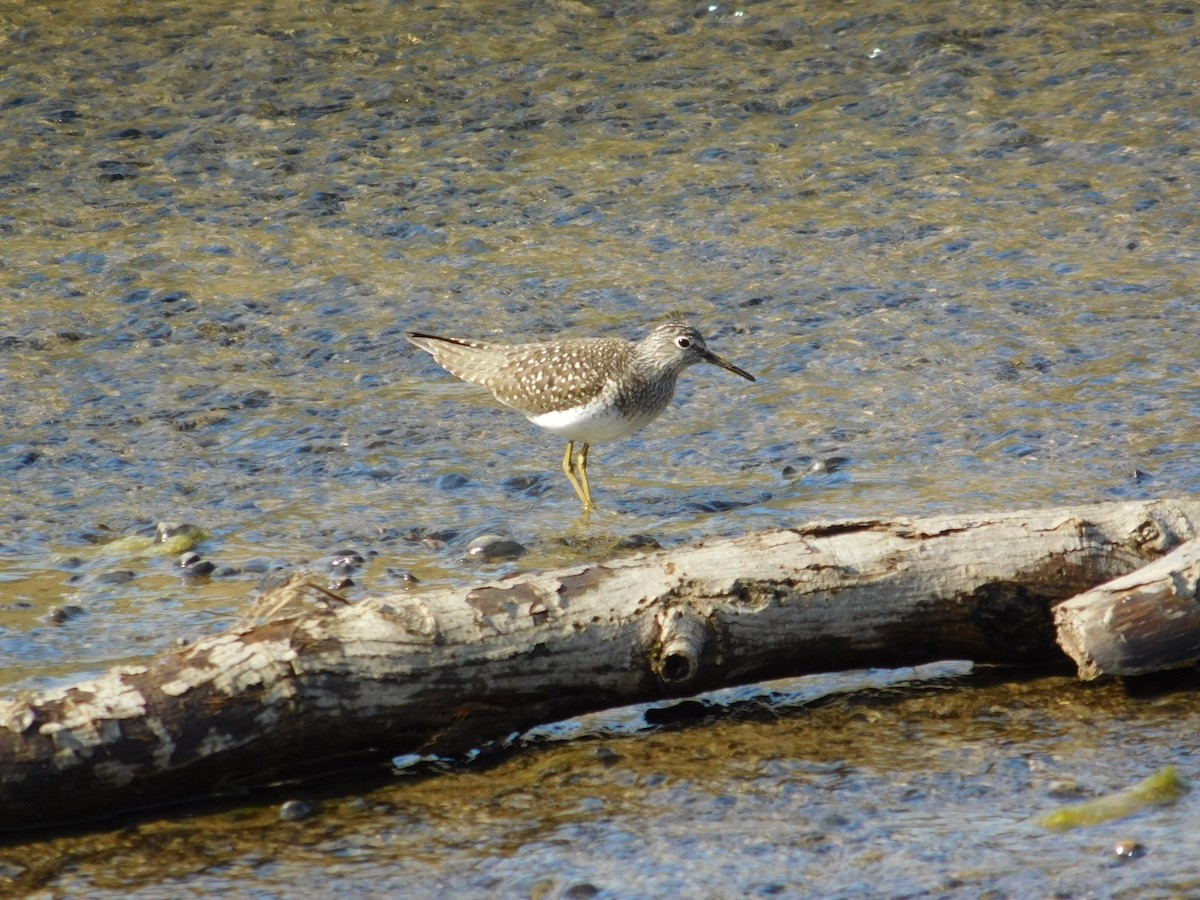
[{"left": 676, "top": 336, "right": 691, "bottom": 349}]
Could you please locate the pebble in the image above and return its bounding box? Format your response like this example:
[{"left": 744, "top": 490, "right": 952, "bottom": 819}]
[
  {"left": 466, "top": 534, "right": 527, "bottom": 561},
  {"left": 501, "top": 474, "right": 547, "bottom": 497},
  {"left": 93, "top": 569, "right": 136, "bottom": 585},
  {"left": 240, "top": 557, "right": 288, "bottom": 574},
  {"left": 1108, "top": 837, "right": 1147, "bottom": 865},
  {"left": 612, "top": 533, "right": 660, "bottom": 552},
  {"left": 436, "top": 472, "right": 470, "bottom": 491},
  {"left": 182, "top": 558, "right": 216, "bottom": 577},
  {"left": 327, "top": 549, "right": 365, "bottom": 567},
  {"left": 782, "top": 457, "right": 849, "bottom": 479},
  {"left": 156, "top": 522, "right": 204, "bottom": 543},
  {"left": 278, "top": 799, "right": 316, "bottom": 822},
  {"left": 319, "top": 550, "right": 364, "bottom": 588},
  {"left": 562, "top": 882, "right": 601, "bottom": 898},
  {"left": 46, "top": 604, "right": 85, "bottom": 624},
  {"left": 593, "top": 746, "right": 622, "bottom": 766}
]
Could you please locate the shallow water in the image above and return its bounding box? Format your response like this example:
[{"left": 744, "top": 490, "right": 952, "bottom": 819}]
[
  {"left": 9, "top": 666, "right": 1200, "bottom": 898},
  {"left": 2, "top": 0, "right": 1199, "bottom": 894}
]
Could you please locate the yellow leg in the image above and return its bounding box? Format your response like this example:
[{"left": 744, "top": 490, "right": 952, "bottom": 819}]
[
  {"left": 576, "top": 443, "right": 593, "bottom": 510},
  {"left": 561, "top": 441, "right": 595, "bottom": 511}
]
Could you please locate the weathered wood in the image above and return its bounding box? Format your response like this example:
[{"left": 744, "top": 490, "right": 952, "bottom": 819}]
[
  {"left": 3, "top": 499, "right": 1199, "bottom": 830},
  {"left": 1055, "top": 537, "right": 1200, "bottom": 679}
]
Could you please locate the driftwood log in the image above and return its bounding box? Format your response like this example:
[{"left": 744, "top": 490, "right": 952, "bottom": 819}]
[
  {"left": 1055, "top": 537, "right": 1200, "bottom": 679},
  {"left": 3, "top": 499, "right": 1200, "bottom": 830}
]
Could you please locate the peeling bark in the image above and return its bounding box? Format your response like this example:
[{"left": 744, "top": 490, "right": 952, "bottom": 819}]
[
  {"left": 1055, "top": 537, "right": 1200, "bottom": 679},
  {"left": 3, "top": 499, "right": 1200, "bottom": 830}
]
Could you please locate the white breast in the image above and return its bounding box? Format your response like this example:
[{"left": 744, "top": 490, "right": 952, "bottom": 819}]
[{"left": 526, "top": 396, "right": 662, "bottom": 444}]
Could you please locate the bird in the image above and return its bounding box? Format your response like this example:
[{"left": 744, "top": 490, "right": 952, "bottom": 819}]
[{"left": 406, "top": 321, "right": 755, "bottom": 511}]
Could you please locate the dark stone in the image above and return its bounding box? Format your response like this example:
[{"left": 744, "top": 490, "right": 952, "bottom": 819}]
[
  {"left": 183, "top": 559, "right": 216, "bottom": 577},
  {"left": 436, "top": 472, "right": 470, "bottom": 491},
  {"left": 466, "top": 534, "right": 527, "bottom": 561},
  {"left": 46, "top": 604, "right": 85, "bottom": 624},
  {"left": 94, "top": 570, "right": 136, "bottom": 585},
  {"left": 278, "top": 799, "right": 316, "bottom": 822}
]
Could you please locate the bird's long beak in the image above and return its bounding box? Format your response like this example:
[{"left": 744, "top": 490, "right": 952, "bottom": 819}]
[{"left": 703, "top": 350, "right": 756, "bottom": 382}]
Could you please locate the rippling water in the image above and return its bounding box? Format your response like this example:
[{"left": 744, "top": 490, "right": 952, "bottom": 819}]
[{"left": 3, "top": 0, "right": 1199, "bottom": 894}]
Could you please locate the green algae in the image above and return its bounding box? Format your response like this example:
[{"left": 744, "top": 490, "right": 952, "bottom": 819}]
[{"left": 1038, "top": 766, "right": 1190, "bottom": 832}]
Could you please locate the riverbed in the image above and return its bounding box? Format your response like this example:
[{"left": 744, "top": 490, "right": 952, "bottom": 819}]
[{"left": 2, "top": 0, "right": 1199, "bottom": 895}]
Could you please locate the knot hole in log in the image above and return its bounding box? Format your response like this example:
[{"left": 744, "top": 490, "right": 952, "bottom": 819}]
[
  {"left": 1131, "top": 516, "right": 1169, "bottom": 554},
  {"left": 652, "top": 606, "right": 712, "bottom": 690}
]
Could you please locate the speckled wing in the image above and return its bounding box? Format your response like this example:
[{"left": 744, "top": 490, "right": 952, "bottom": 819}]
[
  {"left": 486, "top": 338, "right": 634, "bottom": 415},
  {"left": 407, "top": 333, "right": 635, "bottom": 416}
]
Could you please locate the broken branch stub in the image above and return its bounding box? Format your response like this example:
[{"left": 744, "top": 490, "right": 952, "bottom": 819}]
[{"left": 1055, "top": 537, "right": 1200, "bottom": 679}]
